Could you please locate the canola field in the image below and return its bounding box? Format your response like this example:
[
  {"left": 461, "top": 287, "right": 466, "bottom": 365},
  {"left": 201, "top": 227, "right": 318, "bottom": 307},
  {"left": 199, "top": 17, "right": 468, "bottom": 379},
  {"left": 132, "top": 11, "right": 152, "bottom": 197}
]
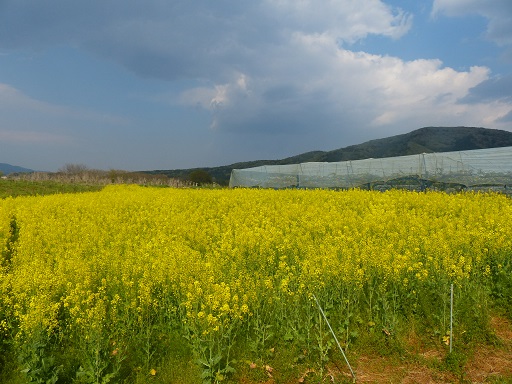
[{"left": 0, "top": 185, "right": 511, "bottom": 383}]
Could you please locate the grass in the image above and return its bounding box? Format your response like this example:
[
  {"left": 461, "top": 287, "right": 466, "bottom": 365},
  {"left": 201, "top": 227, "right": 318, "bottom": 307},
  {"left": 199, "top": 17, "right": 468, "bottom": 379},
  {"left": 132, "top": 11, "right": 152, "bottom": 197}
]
[{"left": 0, "top": 179, "right": 103, "bottom": 199}]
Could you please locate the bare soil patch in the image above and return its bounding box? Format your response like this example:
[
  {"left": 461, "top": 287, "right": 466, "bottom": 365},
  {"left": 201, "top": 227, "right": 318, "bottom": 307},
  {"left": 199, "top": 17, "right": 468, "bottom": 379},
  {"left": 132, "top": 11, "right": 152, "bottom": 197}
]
[
  {"left": 465, "top": 316, "right": 512, "bottom": 383},
  {"left": 236, "top": 316, "right": 512, "bottom": 383}
]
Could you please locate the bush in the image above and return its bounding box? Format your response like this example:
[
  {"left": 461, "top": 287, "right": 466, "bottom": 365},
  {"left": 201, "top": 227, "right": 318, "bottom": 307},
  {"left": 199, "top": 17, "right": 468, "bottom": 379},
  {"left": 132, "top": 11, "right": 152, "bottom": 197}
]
[{"left": 189, "top": 170, "right": 213, "bottom": 185}]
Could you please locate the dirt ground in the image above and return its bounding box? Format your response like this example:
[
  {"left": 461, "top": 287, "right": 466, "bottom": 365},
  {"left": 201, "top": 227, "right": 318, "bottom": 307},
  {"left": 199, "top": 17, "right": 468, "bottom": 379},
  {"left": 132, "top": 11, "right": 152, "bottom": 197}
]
[
  {"left": 241, "top": 316, "right": 512, "bottom": 383},
  {"left": 339, "top": 316, "right": 512, "bottom": 383},
  {"left": 348, "top": 316, "right": 512, "bottom": 383}
]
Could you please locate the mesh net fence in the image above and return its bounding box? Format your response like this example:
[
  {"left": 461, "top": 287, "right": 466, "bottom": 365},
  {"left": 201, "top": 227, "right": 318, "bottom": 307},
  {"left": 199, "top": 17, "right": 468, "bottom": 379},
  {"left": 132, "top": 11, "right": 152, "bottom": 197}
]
[{"left": 229, "top": 146, "right": 512, "bottom": 190}]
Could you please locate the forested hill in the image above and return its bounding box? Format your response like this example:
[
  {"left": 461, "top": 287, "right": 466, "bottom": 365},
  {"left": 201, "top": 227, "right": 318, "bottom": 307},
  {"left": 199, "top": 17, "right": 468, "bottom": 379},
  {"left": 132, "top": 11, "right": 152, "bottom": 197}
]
[{"left": 147, "top": 126, "right": 512, "bottom": 185}]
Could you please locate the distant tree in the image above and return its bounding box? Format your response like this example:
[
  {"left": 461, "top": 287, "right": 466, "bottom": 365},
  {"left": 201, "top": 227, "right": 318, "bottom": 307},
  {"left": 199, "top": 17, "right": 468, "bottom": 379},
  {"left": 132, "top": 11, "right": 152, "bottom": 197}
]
[
  {"left": 107, "top": 169, "right": 128, "bottom": 182},
  {"left": 189, "top": 170, "right": 213, "bottom": 185},
  {"left": 59, "top": 163, "right": 89, "bottom": 174}
]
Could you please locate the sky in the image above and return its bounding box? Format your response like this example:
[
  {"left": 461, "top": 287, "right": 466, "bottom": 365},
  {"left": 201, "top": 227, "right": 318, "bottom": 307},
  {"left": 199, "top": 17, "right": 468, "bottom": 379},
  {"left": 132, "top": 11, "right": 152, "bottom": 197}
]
[{"left": 0, "top": 0, "right": 511, "bottom": 172}]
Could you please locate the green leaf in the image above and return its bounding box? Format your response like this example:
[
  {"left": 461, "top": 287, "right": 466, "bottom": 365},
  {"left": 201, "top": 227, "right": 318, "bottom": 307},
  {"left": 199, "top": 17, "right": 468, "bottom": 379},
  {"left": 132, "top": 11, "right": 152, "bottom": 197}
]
[
  {"left": 200, "top": 369, "right": 212, "bottom": 379},
  {"left": 211, "top": 354, "right": 222, "bottom": 365},
  {"left": 197, "top": 358, "right": 210, "bottom": 368},
  {"left": 224, "top": 364, "right": 235, "bottom": 373}
]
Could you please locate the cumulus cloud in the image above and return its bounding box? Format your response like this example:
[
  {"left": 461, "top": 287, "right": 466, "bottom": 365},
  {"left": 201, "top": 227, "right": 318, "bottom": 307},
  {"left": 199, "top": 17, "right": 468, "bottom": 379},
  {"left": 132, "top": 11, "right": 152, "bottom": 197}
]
[
  {"left": 429, "top": 1, "right": 512, "bottom": 129},
  {"left": 179, "top": 32, "right": 504, "bottom": 136}
]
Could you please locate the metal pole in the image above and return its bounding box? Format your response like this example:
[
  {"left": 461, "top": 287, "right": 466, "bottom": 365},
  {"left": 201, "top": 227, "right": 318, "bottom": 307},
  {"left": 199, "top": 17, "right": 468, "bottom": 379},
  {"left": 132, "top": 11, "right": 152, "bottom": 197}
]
[
  {"left": 313, "top": 294, "right": 356, "bottom": 382},
  {"left": 450, "top": 284, "right": 453, "bottom": 353}
]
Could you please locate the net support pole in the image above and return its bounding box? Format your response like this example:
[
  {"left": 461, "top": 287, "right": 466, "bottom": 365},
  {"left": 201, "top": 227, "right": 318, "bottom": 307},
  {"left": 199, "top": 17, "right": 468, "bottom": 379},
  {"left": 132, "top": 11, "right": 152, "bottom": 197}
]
[
  {"left": 450, "top": 283, "right": 454, "bottom": 353},
  {"left": 313, "top": 294, "right": 356, "bottom": 382}
]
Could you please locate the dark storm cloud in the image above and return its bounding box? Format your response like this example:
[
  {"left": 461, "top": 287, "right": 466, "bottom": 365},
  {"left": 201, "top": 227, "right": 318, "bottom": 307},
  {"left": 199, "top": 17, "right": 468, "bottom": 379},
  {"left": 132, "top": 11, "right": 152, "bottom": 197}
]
[
  {"left": 0, "top": 1, "right": 269, "bottom": 81},
  {"left": 0, "top": 1, "right": 412, "bottom": 82}
]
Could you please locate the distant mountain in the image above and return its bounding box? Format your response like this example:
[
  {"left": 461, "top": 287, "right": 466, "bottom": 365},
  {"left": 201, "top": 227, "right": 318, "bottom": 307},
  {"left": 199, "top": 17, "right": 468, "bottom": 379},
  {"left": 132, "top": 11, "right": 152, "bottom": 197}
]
[
  {"left": 147, "top": 126, "right": 512, "bottom": 185},
  {"left": 316, "top": 126, "right": 512, "bottom": 162},
  {"left": 0, "top": 163, "right": 34, "bottom": 175}
]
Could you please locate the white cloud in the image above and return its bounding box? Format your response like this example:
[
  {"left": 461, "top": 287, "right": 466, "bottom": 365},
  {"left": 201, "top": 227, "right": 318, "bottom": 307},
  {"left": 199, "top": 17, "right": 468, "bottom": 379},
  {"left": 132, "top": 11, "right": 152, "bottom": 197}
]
[
  {"left": 0, "top": 83, "right": 128, "bottom": 125},
  {"left": 179, "top": 30, "right": 508, "bottom": 136},
  {"left": 432, "top": 0, "right": 512, "bottom": 45},
  {"left": 266, "top": 0, "right": 412, "bottom": 42},
  {"left": 0, "top": 129, "right": 71, "bottom": 144},
  {"left": 180, "top": 74, "right": 250, "bottom": 111},
  {"left": 0, "top": 83, "right": 53, "bottom": 112}
]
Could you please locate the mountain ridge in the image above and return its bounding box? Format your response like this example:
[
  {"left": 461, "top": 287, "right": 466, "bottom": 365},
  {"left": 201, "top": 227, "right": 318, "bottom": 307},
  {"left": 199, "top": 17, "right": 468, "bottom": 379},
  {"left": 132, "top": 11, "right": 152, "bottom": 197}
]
[
  {"left": 147, "top": 126, "right": 512, "bottom": 185},
  {"left": 0, "top": 163, "right": 35, "bottom": 175}
]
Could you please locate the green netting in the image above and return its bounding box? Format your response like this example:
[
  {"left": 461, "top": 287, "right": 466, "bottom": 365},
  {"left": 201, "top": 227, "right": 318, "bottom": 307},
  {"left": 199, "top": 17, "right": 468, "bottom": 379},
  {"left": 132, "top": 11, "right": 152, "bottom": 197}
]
[{"left": 229, "top": 146, "right": 512, "bottom": 189}]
